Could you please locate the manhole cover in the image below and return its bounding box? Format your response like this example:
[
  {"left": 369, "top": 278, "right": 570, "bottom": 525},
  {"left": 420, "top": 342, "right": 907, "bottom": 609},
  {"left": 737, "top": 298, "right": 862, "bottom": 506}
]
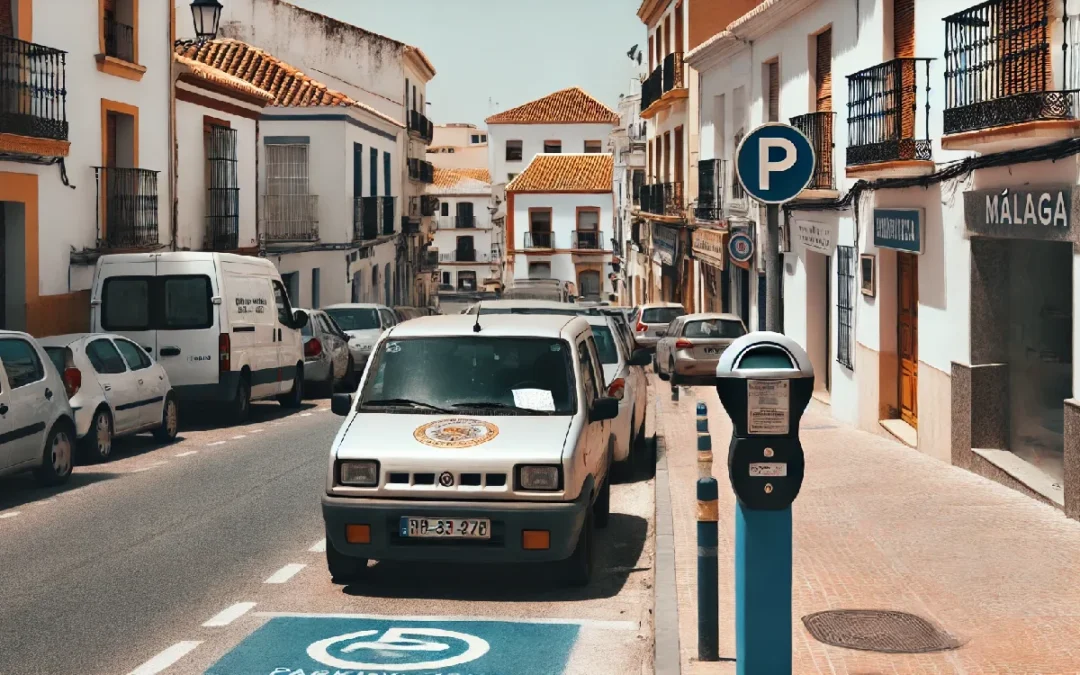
[{"left": 801, "top": 610, "right": 962, "bottom": 654}]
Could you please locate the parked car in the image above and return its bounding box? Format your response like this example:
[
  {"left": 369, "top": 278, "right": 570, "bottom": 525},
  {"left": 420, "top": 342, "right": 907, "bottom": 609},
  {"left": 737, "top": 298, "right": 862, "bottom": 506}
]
[
  {"left": 501, "top": 279, "right": 573, "bottom": 302},
  {"left": 392, "top": 306, "right": 426, "bottom": 322},
  {"left": 0, "top": 331, "right": 77, "bottom": 486},
  {"left": 39, "top": 333, "right": 178, "bottom": 463},
  {"left": 633, "top": 302, "right": 687, "bottom": 358},
  {"left": 465, "top": 299, "right": 602, "bottom": 317},
  {"left": 323, "top": 314, "right": 621, "bottom": 586},
  {"left": 323, "top": 303, "right": 398, "bottom": 379},
  {"left": 656, "top": 313, "right": 748, "bottom": 385},
  {"left": 301, "top": 310, "right": 354, "bottom": 397},
  {"left": 91, "top": 252, "right": 309, "bottom": 423},
  {"left": 585, "top": 316, "right": 651, "bottom": 470}
]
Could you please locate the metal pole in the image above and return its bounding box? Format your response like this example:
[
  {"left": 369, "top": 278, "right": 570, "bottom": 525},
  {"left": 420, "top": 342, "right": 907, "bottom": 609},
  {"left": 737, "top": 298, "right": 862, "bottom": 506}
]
[
  {"left": 735, "top": 504, "right": 793, "bottom": 675},
  {"left": 765, "top": 203, "right": 781, "bottom": 332},
  {"left": 697, "top": 477, "right": 720, "bottom": 661}
]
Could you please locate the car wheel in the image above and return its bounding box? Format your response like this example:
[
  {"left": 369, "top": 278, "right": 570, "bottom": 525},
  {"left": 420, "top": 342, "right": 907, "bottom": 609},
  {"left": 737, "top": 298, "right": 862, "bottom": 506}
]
[
  {"left": 231, "top": 377, "right": 251, "bottom": 423},
  {"left": 35, "top": 423, "right": 74, "bottom": 487},
  {"left": 82, "top": 408, "right": 113, "bottom": 463},
  {"left": 326, "top": 536, "right": 369, "bottom": 584},
  {"left": 153, "top": 395, "right": 179, "bottom": 442},
  {"left": 669, "top": 359, "right": 678, "bottom": 386},
  {"left": 565, "top": 507, "right": 594, "bottom": 587},
  {"left": 657, "top": 357, "right": 670, "bottom": 381},
  {"left": 593, "top": 475, "right": 611, "bottom": 529},
  {"left": 278, "top": 365, "right": 305, "bottom": 407}
]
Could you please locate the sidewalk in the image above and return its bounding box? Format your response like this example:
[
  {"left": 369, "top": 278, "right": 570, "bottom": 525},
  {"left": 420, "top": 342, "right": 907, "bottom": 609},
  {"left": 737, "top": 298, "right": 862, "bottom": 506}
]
[{"left": 655, "top": 378, "right": 1080, "bottom": 674}]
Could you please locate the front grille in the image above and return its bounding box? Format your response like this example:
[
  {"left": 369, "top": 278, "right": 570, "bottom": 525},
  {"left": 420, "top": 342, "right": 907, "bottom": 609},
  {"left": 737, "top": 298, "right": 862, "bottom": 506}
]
[{"left": 383, "top": 471, "right": 508, "bottom": 490}]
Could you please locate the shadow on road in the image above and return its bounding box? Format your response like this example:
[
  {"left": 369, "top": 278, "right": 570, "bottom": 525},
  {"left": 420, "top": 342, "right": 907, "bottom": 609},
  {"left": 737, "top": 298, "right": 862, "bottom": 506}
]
[
  {"left": 343, "top": 512, "right": 650, "bottom": 602},
  {"left": 0, "top": 470, "right": 122, "bottom": 512},
  {"left": 177, "top": 400, "right": 319, "bottom": 431}
]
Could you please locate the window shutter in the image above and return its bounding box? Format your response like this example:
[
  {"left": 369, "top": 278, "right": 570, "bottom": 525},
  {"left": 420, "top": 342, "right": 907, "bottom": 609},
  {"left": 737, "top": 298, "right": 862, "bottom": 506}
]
[
  {"left": 767, "top": 62, "right": 780, "bottom": 122},
  {"left": 0, "top": 1, "right": 13, "bottom": 38},
  {"left": 893, "top": 0, "right": 915, "bottom": 58},
  {"left": 815, "top": 29, "right": 832, "bottom": 112}
]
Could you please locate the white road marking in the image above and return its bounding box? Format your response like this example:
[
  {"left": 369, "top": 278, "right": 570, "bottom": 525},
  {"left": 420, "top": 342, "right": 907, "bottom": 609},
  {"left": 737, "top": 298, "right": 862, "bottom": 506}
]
[
  {"left": 127, "top": 641, "right": 202, "bottom": 675},
  {"left": 34, "top": 498, "right": 57, "bottom": 506},
  {"left": 207, "top": 441, "right": 227, "bottom": 447},
  {"left": 0, "top": 511, "right": 20, "bottom": 519},
  {"left": 264, "top": 563, "right": 306, "bottom": 584},
  {"left": 175, "top": 450, "right": 198, "bottom": 458},
  {"left": 308, "top": 538, "right": 326, "bottom": 553},
  {"left": 254, "top": 611, "right": 639, "bottom": 630},
  {"left": 131, "top": 461, "right": 168, "bottom": 473},
  {"left": 231, "top": 435, "right": 247, "bottom": 440},
  {"left": 249, "top": 428, "right": 264, "bottom": 433},
  {"left": 299, "top": 412, "right": 313, "bottom": 417},
  {"left": 202, "top": 602, "right": 257, "bottom": 627}
]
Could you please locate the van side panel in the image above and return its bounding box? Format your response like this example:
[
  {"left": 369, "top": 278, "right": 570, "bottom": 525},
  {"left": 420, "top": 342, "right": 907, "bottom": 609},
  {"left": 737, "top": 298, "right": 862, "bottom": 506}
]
[
  {"left": 221, "top": 265, "right": 279, "bottom": 400},
  {"left": 155, "top": 259, "right": 221, "bottom": 390}
]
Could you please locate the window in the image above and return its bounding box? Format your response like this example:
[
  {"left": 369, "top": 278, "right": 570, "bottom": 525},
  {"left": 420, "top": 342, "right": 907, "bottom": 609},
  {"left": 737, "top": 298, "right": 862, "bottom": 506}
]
[
  {"left": 86, "top": 339, "right": 128, "bottom": 375},
  {"left": 383, "top": 151, "right": 392, "bottom": 196},
  {"left": 441, "top": 272, "right": 451, "bottom": 285},
  {"left": 441, "top": 201, "right": 449, "bottom": 216},
  {"left": 101, "top": 0, "right": 137, "bottom": 64},
  {"left": 471, "top": 134, "right": 487, "bottom": 144},
  {"left": 369, "top": 147, "right": 378, "bottom": 198},
  {"left": 114, "top": 339, "right": 152, "bottom": 370},
  {"left": 0, "top": 339, "right": 44, "bottom": 388},
  {"left": 506, "top": 140, "right": 522, "bottom": 161},
  {"left": 577, "top": 340, "right": 600, "bottom": 402},
  {"left": 265, "top": 144, "right": 309, "bottom": 195},
  {"left": 272, "top": 280, "right": 295, "bottom": 326},
  {"left": 528, "top": 209, "right": 552, "bottom": 248},
  {"left": 543, "top": 140, "right": 562, "bottom": 153},
  {"left": 631, "top": 169, "right": 645, "bottom": 205},
  {"left": 102, "top": 277, "right": 150, "bottom": 331},
  {"left": 457, "top": 271, "right": 477, "bottom": 291},
  {"left": 815, "top": 28, "right": 832, "bottom": 112},
  {"left": 353, "top": 143, "right": 363, "bottom": 197},
  {"left": 325, "top": 307, "right": 380, "bottom": 331},
  {"left": 765, "top": 60, "right": 780, "bottom": 122},
  {"left": 576, "top": 208, "right": 600, "bottom": 249},
  {"left": 163, "top": 276, "right": 213, "bottom": 329},
  {"left": 836, "top": 244, "right": 855, "bottom": 370},
  {"left": 311, "top": 268, "right": 321, "bottom": 309},
  {"left": 378, "top": 308, "right": 397, "bottom": 328},
  {"left": 683, "top": 319, "right": 745, "bottom": 338},
  {"left": 101, "top": 275, "right": 212, "bottom": 331},
  {"left": 508, "top": 173, "right": 518, "bottom": 181},
  {"left": 642, "top": 306, "right": 686, "bottom": 323},
  {"left": 584, "top": 140, "right": 603, "bottom": 153},
  {"left": 205, "top": 124, "right": 239, "bottom": 249},
  {"left": 590, "top": 325, "right": 620, "bottom": 365}
]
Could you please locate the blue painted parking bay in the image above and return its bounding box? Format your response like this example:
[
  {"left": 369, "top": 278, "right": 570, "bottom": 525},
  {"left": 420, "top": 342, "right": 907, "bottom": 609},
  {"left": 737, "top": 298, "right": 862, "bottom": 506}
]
[{"left": 205, "top": 614, "right": 584, "bottom": 675}]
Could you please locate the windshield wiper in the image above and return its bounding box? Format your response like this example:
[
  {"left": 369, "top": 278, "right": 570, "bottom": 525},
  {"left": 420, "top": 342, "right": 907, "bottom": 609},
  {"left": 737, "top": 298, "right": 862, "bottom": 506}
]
[
  {"left": 361, "top": 398, "right": 455, "bottom": 413},
  {"left": 450, "top": 401, "right": 553, "bottom": 415}
]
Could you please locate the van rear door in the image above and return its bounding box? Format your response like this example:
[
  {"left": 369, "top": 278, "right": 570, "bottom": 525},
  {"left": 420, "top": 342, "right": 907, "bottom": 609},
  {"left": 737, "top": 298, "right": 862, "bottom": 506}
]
[
  {"left": 155, "top": 259, "right": 219, "bottom": 389},
  {"left": 93, "top": 257, "right": 158, "bottom": 357}
]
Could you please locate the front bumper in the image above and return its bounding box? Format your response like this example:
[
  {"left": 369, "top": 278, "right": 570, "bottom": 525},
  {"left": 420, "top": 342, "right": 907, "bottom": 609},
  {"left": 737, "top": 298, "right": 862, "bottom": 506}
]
[
  {"left": 322, "top": 489, "right": 590, "bottom": 564},
  {"left": 673, "top": 357, "right": 720, "bottom": 385}
]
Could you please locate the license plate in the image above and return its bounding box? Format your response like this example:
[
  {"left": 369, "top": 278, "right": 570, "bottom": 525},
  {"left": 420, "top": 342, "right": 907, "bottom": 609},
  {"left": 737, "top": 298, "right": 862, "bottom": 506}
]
[
  {"left": 399, "top": 517, "right": 491, "bottom": 539},
  {"left": 704, "top": 347, "right": 721, "bottom": 355}
]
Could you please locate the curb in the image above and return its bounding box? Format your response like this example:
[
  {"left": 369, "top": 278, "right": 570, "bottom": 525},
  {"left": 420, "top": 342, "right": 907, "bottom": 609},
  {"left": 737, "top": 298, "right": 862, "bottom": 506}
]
[{"left": 654, "top": 432, "right": 681, "bottom": 675}]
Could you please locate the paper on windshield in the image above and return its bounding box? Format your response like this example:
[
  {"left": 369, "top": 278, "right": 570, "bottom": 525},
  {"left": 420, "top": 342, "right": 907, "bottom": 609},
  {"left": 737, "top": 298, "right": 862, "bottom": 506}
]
[{"left": 512, "top": 388, "right": 555, "bottom": 412}]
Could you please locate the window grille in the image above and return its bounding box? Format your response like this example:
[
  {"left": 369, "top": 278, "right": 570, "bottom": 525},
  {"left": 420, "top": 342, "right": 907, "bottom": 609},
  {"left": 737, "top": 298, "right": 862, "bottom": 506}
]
[
  {"left": 266, "top": 144, "right": 309, "bottom": 194},
  {"left": 836, "top": 244, "right": 855, "bottom": 370},
  {"left": 206, "top": 126, "right": 239, "bottom": 249}
]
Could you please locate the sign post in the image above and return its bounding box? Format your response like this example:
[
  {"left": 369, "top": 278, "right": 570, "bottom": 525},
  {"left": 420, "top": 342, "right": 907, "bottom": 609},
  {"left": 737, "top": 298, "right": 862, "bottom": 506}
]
[
  {"left": 716, "top": 333, "right": 815, "bottom": 675},
  {"left": 735, "top": 124, "right": 817, "bottom": 332}
]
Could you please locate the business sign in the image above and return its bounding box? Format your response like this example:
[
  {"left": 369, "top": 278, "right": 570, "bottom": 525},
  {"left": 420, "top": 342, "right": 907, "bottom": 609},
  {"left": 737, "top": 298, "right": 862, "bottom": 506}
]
[
  {"left": 792, "top": 218, "right": 838, "bottom": 255},
  {"left": 651, "top": 224, "right": 678, "bottom": 266},
  {"left": 728, "top": 232, "right": 755, "bottom": 266},
  {"left": 964, "top": 186, "right": 1075, "bottom": 241},
  {"left": 692, "top": 227, "right": 726, "bottom": 269},
  {"left": 873, "top": 208, "right": 923, "bottom": 254},
  {"left": 735, "top": 123, "right": 817, "bottom": 204}
]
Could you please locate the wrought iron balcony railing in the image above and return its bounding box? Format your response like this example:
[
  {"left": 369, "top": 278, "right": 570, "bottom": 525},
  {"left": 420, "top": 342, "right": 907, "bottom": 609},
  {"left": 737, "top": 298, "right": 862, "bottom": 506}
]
[
  {"left": 454, "top": 216, "right": 476, "bottom": 228},
  {"left": 639, "top": 182, "right": 684, "bottom": 218},
  {"left": 408, "top": 109, "right": 434, "bottom": 143},
  {"left": 524, "top": 231, "right": 553, "bottom": 249},
  {"left": 789, "top": 112, "right": 836, "bottom": 190},
  {"left": 571, "top": 230, "right": 603, "bottom": 250},
  {"left": 662, "top": 51, "right": 685, "bottom": 93},
  {"left": 847, "top": 58, "right": 934, "bottom": 166},
  {"left": 0, "top": 36, "right": 68, "bottom": 143},
  {"left": 408, "top": 158, "right": 435, "bottom": 183},
  {"left": 943, "top": 0, "right": 1079, "bottom": 135},
  {"left": 94, "top": 167, "right": 160, "bottom": 249},
  {"left": 694, "top": 158, "right": 724, "bottom": 221},
  {"left": 641, "top": 66, "right": 662, "bottom": 111},
  {"left": 103, "top": 15, "right": 135, "bottom": 62},
  {"left": 261, "top": 193, "right": 318, "bottom": 241},
  {"left": 353, "top": 196, "right": 396, "bottom": 240},
  {"left": 628, "top": 120, "right": 647, "bottom": 143}
]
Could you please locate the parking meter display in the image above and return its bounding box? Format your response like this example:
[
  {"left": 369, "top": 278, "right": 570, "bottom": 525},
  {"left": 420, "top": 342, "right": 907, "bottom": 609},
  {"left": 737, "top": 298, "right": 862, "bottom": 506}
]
[{"left": 746, "top": 380, "right": 789, "bottom": 435}]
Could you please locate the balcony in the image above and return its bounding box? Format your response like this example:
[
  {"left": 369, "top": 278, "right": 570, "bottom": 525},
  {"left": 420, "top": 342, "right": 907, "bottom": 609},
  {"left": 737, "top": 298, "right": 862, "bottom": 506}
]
[
  {"left": 94, "top": 167, "right": 160, "bottom": 249},
  {"left": 641, "top": 52, "right": 687, "bottom": 118},
  {"left": 789, "top": 112, "right": 837, "bottom": 195},
  {"left": 523, "top": 231, "right": 554, "bottom": 249},
  {"left": 571, "top": 230, "right": 604, "bottom": 250},
  {"left": 408, "top": 158, "right": 435, "bottom": 184},
  {"left": 694, "top": 159, "right": 724, "bottom": 222},
  {"left": 353, "top": 196, "right": 396, "bottom": 241},
  {"left": 421, "top": 247, "right": 439, "bottom": 272},
  {"left": 662, "top": 51, "right": 685, "bottom": 94},
  {"left": 261, "top": 194, "right": 318, "bottom": 242},
  {"left": 0, "top": 36, "right": 69, "bottom": 156},
  {"left": 942, "top": 0, "right": 1080, "bottom": 151},
  {"left": 638, "top": 182, "right": 684, "bottom": 219},
  {"left": 640, "top": 67, "right": 662, "bottom": 113},
  {"left": 846, "top": 58, "right": 935, "bottom": 177},
  {"left": 628, "top": 120, "right": 647, "bottom": 144},
  {"left": 440, "top": 250, "right": 490, "bottom": 263},
  {"left": 408, "top": 109, "right": 434, "bottom": 144}
]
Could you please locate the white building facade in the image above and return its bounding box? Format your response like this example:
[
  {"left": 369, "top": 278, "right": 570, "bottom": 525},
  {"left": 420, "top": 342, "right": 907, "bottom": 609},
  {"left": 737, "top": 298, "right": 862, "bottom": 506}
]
[
  {"left": 428, "top": 124, "right": 489, "bottom": 170},
  {"left": 428, "top": 168, "right": 498, "bottom": 297},
  {"left": 610, "top": 89, "right": 647, "bottom": 305}
]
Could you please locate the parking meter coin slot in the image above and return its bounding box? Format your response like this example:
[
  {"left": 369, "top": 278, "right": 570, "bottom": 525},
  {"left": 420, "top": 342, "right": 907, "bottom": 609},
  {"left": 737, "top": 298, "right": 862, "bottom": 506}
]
[{"left": 728, "top": 436, "right": 805, "bottom": 510}]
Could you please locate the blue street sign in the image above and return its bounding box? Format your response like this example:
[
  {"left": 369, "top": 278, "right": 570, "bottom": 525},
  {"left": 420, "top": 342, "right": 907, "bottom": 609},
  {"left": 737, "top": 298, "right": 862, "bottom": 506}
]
[
  {"left": 728, "top": 233, "right": 754, "bottom": 265},
  {"left": 735, "top": 123, "right": 817, "bottom": 205},
  {"left": 205, "top": 615, "right": 580, "bottom": 675}
]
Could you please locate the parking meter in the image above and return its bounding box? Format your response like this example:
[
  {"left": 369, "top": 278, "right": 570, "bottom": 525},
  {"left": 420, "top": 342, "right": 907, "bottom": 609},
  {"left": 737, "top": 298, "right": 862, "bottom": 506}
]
[{"left": 715, "top": 332, "right": 815, "bottom": 510}]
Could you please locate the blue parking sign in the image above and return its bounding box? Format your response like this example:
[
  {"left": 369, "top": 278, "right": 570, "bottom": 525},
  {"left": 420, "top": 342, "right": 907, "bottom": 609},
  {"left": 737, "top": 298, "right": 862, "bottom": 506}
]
[
  {"left": 206, "top": 615, "right": 581, "bottom": 675},
  {"left": 735, "top": 123, "right": 816, "bottom": 205}
]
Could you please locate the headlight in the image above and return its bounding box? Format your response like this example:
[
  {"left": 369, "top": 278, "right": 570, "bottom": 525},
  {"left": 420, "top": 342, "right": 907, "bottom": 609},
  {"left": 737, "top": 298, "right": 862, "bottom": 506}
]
[
  {"left": 339, "top": 460, "right": 379, "bottom": 487},
  {"left": 517, "top": 465, "right": 561, "bottom": 491}
]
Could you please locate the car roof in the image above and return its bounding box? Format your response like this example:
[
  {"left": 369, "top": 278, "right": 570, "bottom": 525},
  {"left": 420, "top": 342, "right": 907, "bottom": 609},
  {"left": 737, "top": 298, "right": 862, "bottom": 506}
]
[
  {"left": 584, "top": 315, "right": 615, "bottom": 328},
  {"left": 323, "top": 303, "right": 386, "bottom": 310},
  {"left": 641, "top": 302, "right": 686, "bottom": 309},
  {"left": 682, "top": 312, "right": 744, "bottom": 323},
  {"left": 387, "top": 314, "right": 589, "bottom": 340},
  {"left": 477, "top": 299, "right": 574, "bottom": 308},
  {"left": 38, "top": 333, "right": 126, "bottom": 346}
]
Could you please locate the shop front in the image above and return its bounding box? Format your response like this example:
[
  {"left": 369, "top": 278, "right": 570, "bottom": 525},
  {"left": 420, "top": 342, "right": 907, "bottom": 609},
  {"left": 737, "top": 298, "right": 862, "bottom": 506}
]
[
  {"left": 692, "top": 226, "right": 727, "bottom": 313},
  {"left": 651, "top": 223, "right": 680, "bottom": 303}
]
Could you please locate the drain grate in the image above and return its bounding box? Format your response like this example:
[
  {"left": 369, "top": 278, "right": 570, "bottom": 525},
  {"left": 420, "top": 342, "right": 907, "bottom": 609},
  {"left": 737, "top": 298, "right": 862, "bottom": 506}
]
[{"left": 801, "top": 610, "right": 962, "bottom": 654}]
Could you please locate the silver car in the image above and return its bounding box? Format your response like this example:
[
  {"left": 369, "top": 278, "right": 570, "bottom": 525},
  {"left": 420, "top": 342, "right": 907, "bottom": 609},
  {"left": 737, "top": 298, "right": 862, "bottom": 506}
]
[
  {"left": 632, "top": 302, "right": 686, "bottom": 352},
  {"left": 302, "top": 310, "right": 354, "bottom": 396},
  {"left": 656, "top": 313, "right": 747, "bottom": 386},
  {"left": 324, "top": 303, "right": 398, "bottom": 378}
]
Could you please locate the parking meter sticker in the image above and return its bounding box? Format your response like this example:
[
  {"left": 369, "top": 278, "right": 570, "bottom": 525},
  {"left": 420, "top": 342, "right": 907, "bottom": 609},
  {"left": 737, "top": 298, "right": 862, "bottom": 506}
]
[
  {"left": 747, "top": 380, "right": 790, "bottom": 435},
  {"left": 749, "top": 462, "right": 788, "bottom": 478},
  {"left": 205, "top": 616, "right": 581, "bottom": 675},
  {"left": 413, "top": 418, "right": 499, "bottom": 448}
]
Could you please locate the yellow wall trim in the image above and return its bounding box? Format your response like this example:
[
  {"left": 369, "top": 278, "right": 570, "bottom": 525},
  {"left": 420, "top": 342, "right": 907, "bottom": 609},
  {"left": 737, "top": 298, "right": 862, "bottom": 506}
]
[{"left": 96, "top": 55, "right": 147, "bottom": 82}]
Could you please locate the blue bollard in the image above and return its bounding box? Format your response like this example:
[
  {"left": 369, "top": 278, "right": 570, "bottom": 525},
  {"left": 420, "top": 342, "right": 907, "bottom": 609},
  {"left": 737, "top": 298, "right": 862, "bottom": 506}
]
[
  {"left": 735, "top": 504, "right": 793, "bottom": 675},
  {"left": 697, "top": 477, "right": 720, "bottom": 661},
  {"left": 697, "top": 431, "right": 713, "bottom": 477}
]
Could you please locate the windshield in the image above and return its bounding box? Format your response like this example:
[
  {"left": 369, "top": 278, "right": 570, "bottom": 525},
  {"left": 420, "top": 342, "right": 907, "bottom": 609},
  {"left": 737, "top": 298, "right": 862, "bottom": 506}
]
[
  {"left": 642, "top": 307, "right": 685, "bottom": 324},
  {"left": 591, "top": 326, "right": 619, "bottom": 364},
  {"left": 684, "top": 319, "right": 745, "bottom": 339},
  {"left": 325, "top": 308, "right": 380, "bottom": 331},
  {"left": 43, "top": 347, "right": 66, "bottom": 374},
  {"left": 360, "top": 337, "right": 576, "bottom": 415}
]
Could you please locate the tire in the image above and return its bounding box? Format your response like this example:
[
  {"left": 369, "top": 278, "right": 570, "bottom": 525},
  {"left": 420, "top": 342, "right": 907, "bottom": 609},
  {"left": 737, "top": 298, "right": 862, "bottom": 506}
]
[
  {"left": 565, "top": 507, "right": 594, "bottom": 587},
  {"left": 657, "top": 358, "right": 670, "bottom": 381},
  {"left": 593, "top": 474, "right": 611, "bottom": 529},
  {"left": 81, "top": 408, "right": 113, "bottom": 463},
  {"left": 231, "top": 377, "right": 251, "bottom": 423},
  {"left": 632, "top": 420, "right": 653, "bottom": 477},
  {"left": 326, "top": 536, "right": 369, "bottom": 584},
  {"left": 35, "top": 422, "right": 74, "bottom": 487},
  {"left": 153, "top": 394, "right": 179, "bottom": 443},
  {"left": 278, "top": 365, "right": 305, "bottom": 408}
]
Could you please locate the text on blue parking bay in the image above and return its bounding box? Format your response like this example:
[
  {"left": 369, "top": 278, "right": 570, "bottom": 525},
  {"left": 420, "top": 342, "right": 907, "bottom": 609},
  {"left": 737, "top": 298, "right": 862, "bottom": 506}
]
[{"left": 205, "top": 616, "right": 581, "bottom": 675}]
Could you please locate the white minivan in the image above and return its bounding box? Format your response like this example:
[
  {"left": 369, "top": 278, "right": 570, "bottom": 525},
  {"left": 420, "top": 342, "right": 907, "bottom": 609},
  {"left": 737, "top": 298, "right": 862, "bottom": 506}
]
[{"left": 90, "top": 252, "right": 309, "bottom": 422}]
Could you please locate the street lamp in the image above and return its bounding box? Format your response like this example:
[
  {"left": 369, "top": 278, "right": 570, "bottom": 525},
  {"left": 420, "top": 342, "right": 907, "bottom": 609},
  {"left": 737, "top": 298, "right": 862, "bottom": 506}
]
[{"left": 191, "top": 0, "right": 223, "bottom": 42}]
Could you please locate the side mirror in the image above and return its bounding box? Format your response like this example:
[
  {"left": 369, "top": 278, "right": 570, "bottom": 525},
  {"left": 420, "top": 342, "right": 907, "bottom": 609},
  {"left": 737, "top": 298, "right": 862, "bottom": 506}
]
[
  {"left": 629, "top": 348, "right": 651, "bottom": 367},
  {"left": 331, "top": 393, "right": 354, "bottom": 417},
  {"left": 589, "top": 396, "right": 619, "bottom": 422},
  {"left": 291, "top": 309, "right": 309, "bottom": 329}
]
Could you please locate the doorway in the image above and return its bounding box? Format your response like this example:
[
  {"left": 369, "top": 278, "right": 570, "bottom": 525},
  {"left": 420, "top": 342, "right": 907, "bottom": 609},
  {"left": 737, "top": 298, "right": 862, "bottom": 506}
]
[{"left": 897, "top": 252, "right": 918, "bottom": 427}]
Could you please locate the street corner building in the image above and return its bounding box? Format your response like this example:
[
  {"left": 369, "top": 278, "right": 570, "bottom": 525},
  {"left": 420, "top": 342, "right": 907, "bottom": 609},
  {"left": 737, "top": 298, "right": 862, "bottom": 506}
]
[{"left": 678, "top": 0, "right": 1080, "bottom": 520}]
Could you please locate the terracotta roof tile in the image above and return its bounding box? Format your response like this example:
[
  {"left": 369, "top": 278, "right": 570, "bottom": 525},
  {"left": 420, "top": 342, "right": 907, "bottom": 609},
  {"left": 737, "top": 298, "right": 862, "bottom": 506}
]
[
  {"left": 174, "top": 39, "right": 404, "bottom": 128},
  {"left": 428, "top": 168, "right": 491, "bottom": 194},
  {"left": 506, "top": 154, "right": 613, "bottom": 193},
  {"left": 485, "top": 87, "right": 619, "bottom": 125},
  {"left": 173, "top": 53, "right": 274, "bottom": 102}
]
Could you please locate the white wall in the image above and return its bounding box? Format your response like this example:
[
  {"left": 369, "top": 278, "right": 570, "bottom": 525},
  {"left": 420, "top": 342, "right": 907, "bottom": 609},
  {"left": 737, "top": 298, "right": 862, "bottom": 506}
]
[
  {"left": 511, "top": 192, "right": 615, "bottom": 295},
  {"left": 428, "top": 145, "right": 488, "bottom": 170},
  {"left": 488, "top": 123, "right": 616, "bottom": 186}
]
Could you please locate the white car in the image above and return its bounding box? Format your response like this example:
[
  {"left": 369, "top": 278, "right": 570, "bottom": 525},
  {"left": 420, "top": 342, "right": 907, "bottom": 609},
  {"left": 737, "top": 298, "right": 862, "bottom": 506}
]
[
  {"left": 323, "top": 303, "right": 398, "bottom": 378},
  {"left": 0, "top": 331, "right": 78, "bottom": 486},
  {"left": 584, "top": 315, "right": 651, "bottom": 469},
  {"left": 40, "top": 334, "right": 178, "bottom": 462}
]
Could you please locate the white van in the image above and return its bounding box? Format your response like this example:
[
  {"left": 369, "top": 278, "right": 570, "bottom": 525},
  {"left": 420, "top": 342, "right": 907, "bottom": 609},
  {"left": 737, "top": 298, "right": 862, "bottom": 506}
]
[{"left": 90, "top": 252, "right": 309, "bottom": 422}]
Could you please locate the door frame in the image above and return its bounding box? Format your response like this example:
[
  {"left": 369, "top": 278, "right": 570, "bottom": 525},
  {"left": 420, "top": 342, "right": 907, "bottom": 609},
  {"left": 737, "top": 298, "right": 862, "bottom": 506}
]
[{"left": 897, "top": 252, "right": 919, "bottom": 427}]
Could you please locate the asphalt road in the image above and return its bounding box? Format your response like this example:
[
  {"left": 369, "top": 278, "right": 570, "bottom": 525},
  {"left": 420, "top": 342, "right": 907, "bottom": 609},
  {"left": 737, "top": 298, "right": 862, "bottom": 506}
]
[{"left": 0, "top": 399, "right": 656, "bottom": 675}]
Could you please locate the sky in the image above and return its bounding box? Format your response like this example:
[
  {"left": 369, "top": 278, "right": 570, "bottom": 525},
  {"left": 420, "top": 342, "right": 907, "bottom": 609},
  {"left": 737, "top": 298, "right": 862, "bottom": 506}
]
[{"left": 290, "top": 0, "right": 647, "bottom": 127}]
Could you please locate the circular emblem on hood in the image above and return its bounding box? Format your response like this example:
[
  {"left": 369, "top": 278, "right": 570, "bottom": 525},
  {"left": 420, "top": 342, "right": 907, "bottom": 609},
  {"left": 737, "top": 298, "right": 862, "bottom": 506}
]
[
  {"left": 413, "top": 418, "right": 499, "bottom": 448},
  {"left": 439, "top": 471, "right": 455, "bottom": 487}
]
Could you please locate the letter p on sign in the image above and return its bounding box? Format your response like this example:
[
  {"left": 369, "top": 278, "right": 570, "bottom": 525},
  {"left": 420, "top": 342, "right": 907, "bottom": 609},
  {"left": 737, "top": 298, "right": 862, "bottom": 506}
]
[{"left": 759, "top": 138, "right": 797, "bottom": 190}]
